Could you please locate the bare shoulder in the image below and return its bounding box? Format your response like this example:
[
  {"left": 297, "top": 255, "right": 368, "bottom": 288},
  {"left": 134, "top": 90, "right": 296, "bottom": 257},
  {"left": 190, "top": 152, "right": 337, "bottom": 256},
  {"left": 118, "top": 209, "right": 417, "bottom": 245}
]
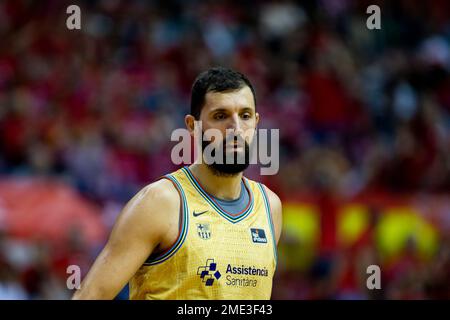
[
  {"left": 110, "top": 178, "right": 181, "bottom": 246},
  {"left": 261, "top": 185, "right": 283, "bottom": 245},
  {"left": 262, "top": 185, "right": 282, "bottom": 211},
  {"left": 134, "top": 178, "right": 180, "bottom": 211}
]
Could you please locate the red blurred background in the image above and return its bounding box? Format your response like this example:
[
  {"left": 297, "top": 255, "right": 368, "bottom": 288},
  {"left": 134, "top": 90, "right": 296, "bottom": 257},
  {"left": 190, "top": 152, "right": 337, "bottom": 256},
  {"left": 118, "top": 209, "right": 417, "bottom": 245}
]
[{"left": 0, "top": 0, "right": 449, "bottom": 299}]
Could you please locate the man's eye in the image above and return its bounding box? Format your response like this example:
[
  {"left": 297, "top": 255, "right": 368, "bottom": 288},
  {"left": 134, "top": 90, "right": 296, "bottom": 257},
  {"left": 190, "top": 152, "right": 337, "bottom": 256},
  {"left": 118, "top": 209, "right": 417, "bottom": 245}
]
[
  {"left": 241, "top": 113, "right": 251, "bottom": 120},
  {"left": 214, "top": 113, "right": 226, "bottom": 120}
]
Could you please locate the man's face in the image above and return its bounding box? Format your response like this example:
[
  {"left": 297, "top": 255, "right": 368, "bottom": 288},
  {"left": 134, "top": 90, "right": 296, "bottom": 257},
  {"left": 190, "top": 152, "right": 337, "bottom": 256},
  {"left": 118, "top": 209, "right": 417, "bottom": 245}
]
[{"left": 189, "top": 86, "right": 259, "bottom": 175}]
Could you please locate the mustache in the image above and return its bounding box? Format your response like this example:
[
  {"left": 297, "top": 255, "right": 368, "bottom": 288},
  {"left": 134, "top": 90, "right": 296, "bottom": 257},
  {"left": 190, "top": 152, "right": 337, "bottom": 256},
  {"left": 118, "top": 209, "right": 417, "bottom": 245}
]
[
  {"left": 202, "top": 132, "right": 249, "bottom": 149},
  {"left": 200, "top": 132, "right": 251, "bottom": 175}
]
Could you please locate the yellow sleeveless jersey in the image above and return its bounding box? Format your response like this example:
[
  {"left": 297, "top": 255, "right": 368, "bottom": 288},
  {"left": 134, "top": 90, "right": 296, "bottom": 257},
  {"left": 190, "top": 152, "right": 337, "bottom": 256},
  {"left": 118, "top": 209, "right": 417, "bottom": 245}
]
[{"left": 129, "top": 166, "right": 277, "bottom": 300}]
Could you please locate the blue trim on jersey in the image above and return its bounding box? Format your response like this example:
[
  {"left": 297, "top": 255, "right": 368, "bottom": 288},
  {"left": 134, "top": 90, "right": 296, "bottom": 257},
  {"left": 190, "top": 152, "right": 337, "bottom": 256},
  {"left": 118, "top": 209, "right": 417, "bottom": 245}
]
[
  {"left": 143, "top": 174, "right": 189, "bottom": 266},
  {"left": 181, "top": 166, "right": 254, "bottom": 224},
  {"left": 258, "top": 183, "right": 278, "bottom": 266}
]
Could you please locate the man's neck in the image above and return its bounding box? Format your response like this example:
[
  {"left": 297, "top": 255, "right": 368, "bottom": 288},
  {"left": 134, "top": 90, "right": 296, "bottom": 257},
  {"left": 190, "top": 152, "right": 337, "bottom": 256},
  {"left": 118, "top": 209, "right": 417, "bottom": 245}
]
[{"left": 188, "top": 163, "right": 243, "bottom": 201}]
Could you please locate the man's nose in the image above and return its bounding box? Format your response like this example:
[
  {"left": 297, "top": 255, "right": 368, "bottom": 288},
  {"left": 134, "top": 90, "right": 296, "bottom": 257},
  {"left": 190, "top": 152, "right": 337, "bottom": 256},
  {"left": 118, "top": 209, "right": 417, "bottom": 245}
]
[{"left": 228, "top": 113, "right": 243, "bottom": 134}]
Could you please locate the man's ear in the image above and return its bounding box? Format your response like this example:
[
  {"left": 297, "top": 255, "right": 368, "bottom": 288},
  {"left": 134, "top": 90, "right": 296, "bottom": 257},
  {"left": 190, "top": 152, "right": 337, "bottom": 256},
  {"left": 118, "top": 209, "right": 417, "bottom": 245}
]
[
  {"left": 255, "top": 112, "right": 260, "bottom": 127},
  {"left": 185, "top": 114, "right": 196, "bottom": 136}
]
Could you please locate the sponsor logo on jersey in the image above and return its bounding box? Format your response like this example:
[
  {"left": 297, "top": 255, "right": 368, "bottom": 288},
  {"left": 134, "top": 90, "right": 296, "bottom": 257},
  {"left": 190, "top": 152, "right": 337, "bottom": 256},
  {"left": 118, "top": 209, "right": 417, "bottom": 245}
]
[
  {"left": 250, "top": 228, "right": 267, "bottom": 243},
  {"left": 197, "top": 259, "right": 270, "bottom": 288},
  {"left": 226, "top": 264, "right": 269, "bottom": 277},
  {"left": 225, "top": 263, "right": 269, "bottom": 287},
  {"left": 197, "top": 259, "right": 221, "bottom": 286}
]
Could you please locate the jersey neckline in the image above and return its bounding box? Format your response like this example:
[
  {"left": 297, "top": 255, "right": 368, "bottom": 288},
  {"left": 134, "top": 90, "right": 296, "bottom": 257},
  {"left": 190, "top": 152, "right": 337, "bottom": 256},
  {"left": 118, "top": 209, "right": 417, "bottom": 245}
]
[{"left": 181, "top": 166, "right": 254, "bottom": 223}]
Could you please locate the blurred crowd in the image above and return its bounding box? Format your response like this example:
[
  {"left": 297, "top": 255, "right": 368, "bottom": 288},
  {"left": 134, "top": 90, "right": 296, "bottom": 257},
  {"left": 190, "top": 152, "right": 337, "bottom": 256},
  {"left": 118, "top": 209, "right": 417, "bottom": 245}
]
[{"left": 0, "top": 0, "right": 449, "bottom": 299}]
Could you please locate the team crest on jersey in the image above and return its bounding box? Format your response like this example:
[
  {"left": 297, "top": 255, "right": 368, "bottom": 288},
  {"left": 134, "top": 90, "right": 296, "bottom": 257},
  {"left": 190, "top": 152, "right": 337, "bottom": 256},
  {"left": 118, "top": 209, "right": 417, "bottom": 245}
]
[
  {"left": 197, "top": 223, "right": 211, "bottom": 240},
  {"left": 250, "top": 228, "right": 267, "bottom": 243}
]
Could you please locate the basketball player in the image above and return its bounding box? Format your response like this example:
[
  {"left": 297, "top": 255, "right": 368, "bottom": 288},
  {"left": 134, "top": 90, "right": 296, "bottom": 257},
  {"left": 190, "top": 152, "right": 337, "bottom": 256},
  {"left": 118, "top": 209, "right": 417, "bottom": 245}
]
[{"left": 72, "top": 67, "right": 282, "bottom": 300}]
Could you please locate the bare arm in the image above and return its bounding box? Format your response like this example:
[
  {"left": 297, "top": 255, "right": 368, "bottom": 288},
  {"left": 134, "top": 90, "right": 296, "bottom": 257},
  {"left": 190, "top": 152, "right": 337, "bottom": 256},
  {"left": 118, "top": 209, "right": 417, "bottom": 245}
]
[
  {"left": 263, "top": 186, "right": 283, "bottom": 245},
  {"left": 72, "top": 179, "right": 179, "bottom": 299}
]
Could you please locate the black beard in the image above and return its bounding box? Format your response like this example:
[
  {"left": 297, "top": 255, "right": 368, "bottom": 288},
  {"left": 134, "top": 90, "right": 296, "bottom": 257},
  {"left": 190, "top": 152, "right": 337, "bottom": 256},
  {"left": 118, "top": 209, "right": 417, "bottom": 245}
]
[{"left": 201, "top": 134, "right": 250, "bottom": 177}]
